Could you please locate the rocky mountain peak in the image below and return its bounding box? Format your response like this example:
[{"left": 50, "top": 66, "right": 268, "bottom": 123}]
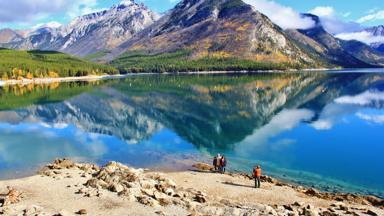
[
  {"left": 365, "top": 25, "right": 384, "bottom": 36},
  {"left": 0, "top": 28, "right": 24, "bottom": 43},
  {"left": 0, "top": 0, "right": 159, "bottom": 56}
]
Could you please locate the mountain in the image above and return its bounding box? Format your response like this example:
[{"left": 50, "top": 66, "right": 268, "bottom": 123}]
[
  {"left": 366, "top": 25, "right": 384, "bottom": 36},
  {"left": 286, "top": 14, "right": 382, "bottom": 68},
  {"left": 0, "top": 29, "right": 23, "bottom": 44},
  {"left": 1, "top": 0, "right": 383, "bottom": 71},
  {"left": 106, "top": 0, "right": 320, "bottom": 72},
  {"left": 365, "top": 25, "right": 384, "bottom": 52},
  {"left": 0, "top": 0, "right": 159, "bottom": 57}
]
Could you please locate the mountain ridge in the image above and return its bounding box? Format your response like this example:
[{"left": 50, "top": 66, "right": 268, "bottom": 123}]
[
  {"left": 0, "top": 0, "right": 159, "bottom": 57},
  {"left": 0, "top": 0, "right": 383, "bottom": 71},
  {"left": 106, "top": 0, "right": 322, "bottom": 71}
]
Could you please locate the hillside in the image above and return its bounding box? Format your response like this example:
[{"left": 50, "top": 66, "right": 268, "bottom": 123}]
[
  {"left": 107, "top": 0, "right": 321, "bottom": 72},
  {"left": 0, "top": 48, "right": 118, "bottom": 80},
  {"left": 286, "top": 14, "right": 380, "bottom": 68}
]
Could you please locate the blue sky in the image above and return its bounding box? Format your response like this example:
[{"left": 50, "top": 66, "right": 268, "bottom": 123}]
[{"left": 0, "top": 0, "right": 383, "bottom": 30}]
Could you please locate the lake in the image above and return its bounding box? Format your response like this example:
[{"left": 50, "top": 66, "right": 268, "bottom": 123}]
[{"left": 0, "top": 71, "right": 383, "bottom": 198}]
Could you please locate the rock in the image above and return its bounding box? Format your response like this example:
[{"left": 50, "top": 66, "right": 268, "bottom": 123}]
[
  {"left": 0, "top": 186, "right": 22, "bottom": 206},
  {"left": 261, "top": 175, "right": 277, "bottom": 184},
  {"left": 153, "top": 191, "right": 166, "bottom": 200},
  {"left": 76, "top": 209, "right": 87, "bottom": 215},
  {"left": 155, "top": 211, "right": 166, "bottom": 216},
  {"left": 77, "top": 188, "right": 87, "bottom": 194},
  {"left": 109, "top": 183, "right": 124, "bottom": 193},
  {"left": 118, "top": 189, "right": 136, "bottom": 201},
  {"left": 194, "top": 194, "right": 206, "bottom": 203},
  {"left": 142, "top": 188, "right": 156, "bottom": 197},
  {"left": 321, "top": 210, "right": 338, "bottom": 216},
  {"left": 23, "top": 205, "right": 43, "bottom": 216},
  {"left": 55, "top": 209, "right": 72, "bottom": 216},
  {"left": 192, "top": 163, "right": 214, "bottom": 171},
  {"left": 264, "top": 205, "right": 277, "bottom": 215},
  {"left": 185, "top": 200, "right": 198, "bottom": 210},
  {"left": 140, "top": 179, "right": 156, "bottom": 189},
  {"left": 330, "top": 202, "right": 342, "bottom": 207},
  {"left": 305, "top": 188, "right": 320, "bottom": 197},
  {"left": 158, "top": 197, "right": 172, "bottom": 206},
  {"left": 85, "top": 178, "right": 108, "bottom": 189},
  {"left": 303, "top": 205, "right": 318, "bottom": 216},
  {"left": 340, "top": 205, "right": 348, "bottom": 211},
  {"left": 292, "top": 201, "right": 303, "bottom": 207},
  {"left": 365, "top": 195, "right": 384, "bottom": 207},
  {"left": 283, "top": 204, "right": 294, "bottom": 211},
  {"left": 137, "top": 196, "right": 159, "bottom": 207},
  {"left": 164, "top": 188, "right": 175, "bottom": 196},
  {"left": 366, "top": 209, "right": 378, "bottom": 216},
  {"left": 51, "top": 158, "right": 76, "bottom": 169}
]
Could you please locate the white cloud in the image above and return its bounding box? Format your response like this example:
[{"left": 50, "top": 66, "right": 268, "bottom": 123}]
[
  {"left": 66, "top": 0, "right": 100, "bottom": 19},
  {"left": 243, "top": 0, "right": 315, "bottom": 30},
  {"left": 311, "top": 120, "right": 333, "bottom": 130},
  {"left": 357, "top": 10, "right": 384, "bottom": 23},
  {"left": 367, "top": 8, "right": 380, "bottom": 14},
  {"left": 335, "top": 31, "right": 384, "bottom": 44},
  {"left": 309, "top": 6, "right": 335, "bottom": 18},
  {"left": 335, "top": 91, "right": 384, "bottom": 106},
  {"left": 238, "top": 109, "right": 314, "bottom": 151},
  {"left": 343, "top": 12, "right": 351, "bottom": 18},
  {"left": 32, "top": 21, "right": 63, "bottom": 30},
  {"left": 309, "top": 6, "right": 362, "bottom": 34},
  {"left": 312, "top": 90, "right": 384, "bottom": 130},
  {"left": 356, "top": 112, "right": 384, "bottom": 124},
  {"left": 309, "top": 6, "right": 384, "bottom": 45},
  {"left": 0, "top": 0, "right": 101, "bottom": 26}
]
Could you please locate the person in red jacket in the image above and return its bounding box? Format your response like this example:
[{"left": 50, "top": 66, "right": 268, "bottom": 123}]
[{"left": 253, "top": 165, "right": 262, "bottom": 188}]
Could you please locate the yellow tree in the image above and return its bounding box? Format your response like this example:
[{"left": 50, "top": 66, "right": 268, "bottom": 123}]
[
  {"left": 1, "top": 73, "right": 9, "bottom": 80},
  {"left": 26, "top": 72, "right": 34, "bottom": 79}
]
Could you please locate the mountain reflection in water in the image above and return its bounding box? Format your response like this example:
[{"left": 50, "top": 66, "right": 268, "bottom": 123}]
[{"left": 0, "top": 72, "right": 383, "bottom": 198}]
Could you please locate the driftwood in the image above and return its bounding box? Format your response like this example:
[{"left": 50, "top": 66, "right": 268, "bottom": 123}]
[{"left": 0, "top": 186, "right": 22, "bottom": 207}]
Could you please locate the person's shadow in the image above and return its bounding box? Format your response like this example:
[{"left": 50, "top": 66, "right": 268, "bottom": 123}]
[{"left": 222, "top": 181, "right": 255, "bottom": 188}]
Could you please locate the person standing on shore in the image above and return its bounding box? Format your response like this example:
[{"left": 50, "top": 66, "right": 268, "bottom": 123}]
[
  {"left": 253, "top": 165, "right": 262, "bottom": 188},
  {"left": 215, "top": 154, "right": 222, "bottom": 172},
  {"left": 220, "top": 156, "right": 227, "bottom": 173},
  {"left": 213, "top": 156, "right": 218, "bottom": 171}
]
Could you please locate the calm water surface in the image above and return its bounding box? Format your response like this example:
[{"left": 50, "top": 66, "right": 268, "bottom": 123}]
[{"left": 0, "top": 71, "right": 383, "bottom": 197}]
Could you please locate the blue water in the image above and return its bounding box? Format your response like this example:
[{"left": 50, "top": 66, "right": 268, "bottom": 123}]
[{"left": 0, "top": 72, "right": 383, "bottom": 197}]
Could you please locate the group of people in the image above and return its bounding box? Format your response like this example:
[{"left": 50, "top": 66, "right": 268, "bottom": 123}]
[
  {"left": 212, "top": 154, "right": 263, "bottom": 188},
  {"left": 212, "top": 154, "right": 227, "bottom": 173}
]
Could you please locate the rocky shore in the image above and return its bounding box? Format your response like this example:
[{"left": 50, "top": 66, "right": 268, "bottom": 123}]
[{"left": 0, "top": 159, "right": 382, "bottom": 216}]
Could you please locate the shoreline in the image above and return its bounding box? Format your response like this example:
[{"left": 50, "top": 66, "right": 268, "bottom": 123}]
[
  {"left": 0, "top": 68, "right": 335, "bottom": 87},
  {"left": 0, "top": 159, "right": 382, "bottom": 215},
  {"left": 2, "top": 67, "right": 384, "bottom": 87}
]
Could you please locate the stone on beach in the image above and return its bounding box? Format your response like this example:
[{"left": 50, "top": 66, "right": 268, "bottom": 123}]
[{"left": 0, "top": 186, "right": 22, "bottom": 207}]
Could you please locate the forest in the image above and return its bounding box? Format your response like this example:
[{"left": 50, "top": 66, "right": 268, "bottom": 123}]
[{"left": 0, "top": 48, "right": 118, "bottom": 80}]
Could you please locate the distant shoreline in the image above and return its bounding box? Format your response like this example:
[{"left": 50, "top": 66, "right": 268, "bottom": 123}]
[
  {"left": 0, "top": 74, "right": 129, "bottom": 87},
  {"left": 0, "top": 68, "right": 336, "bottom": 87}
]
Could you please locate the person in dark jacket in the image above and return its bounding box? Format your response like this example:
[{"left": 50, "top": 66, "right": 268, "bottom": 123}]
[
  {"left": 213, "top": 156, "right": 218, "bottom": 171},
  {"left": 220, "top": 156, "right": 227, "bottom": 173}
]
